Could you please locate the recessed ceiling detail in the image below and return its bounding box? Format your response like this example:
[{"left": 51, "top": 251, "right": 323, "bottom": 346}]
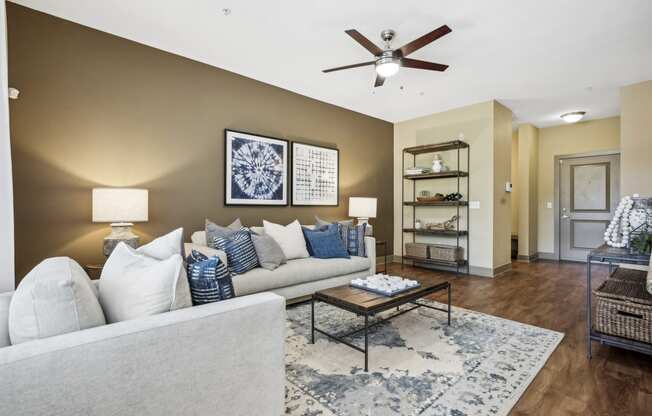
[{"left": 9, "top": 0, "right": 652, "bottom": 126}]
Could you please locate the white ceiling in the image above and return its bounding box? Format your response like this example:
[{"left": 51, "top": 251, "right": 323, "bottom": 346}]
[{"left": 10, "top": 0, "right": 652, "bottom": 126}]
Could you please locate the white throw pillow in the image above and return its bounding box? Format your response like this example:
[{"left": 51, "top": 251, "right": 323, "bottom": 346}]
[
  {"left": 263, "top": 219, "right": 309, "bottom": 260},
  {"left": 99, "top": 243, "right": 184, "bottom": 323},
  {"left": 137, "top": 228, "right": 191, "bottom": 310},
  {"left": 8, "top": 257, "right": 106, "bottom": 345}
]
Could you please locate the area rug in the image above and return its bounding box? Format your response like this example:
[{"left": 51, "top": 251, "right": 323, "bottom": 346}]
[{"left": 285, "top": 300, "right": 563, "bottom": 416}]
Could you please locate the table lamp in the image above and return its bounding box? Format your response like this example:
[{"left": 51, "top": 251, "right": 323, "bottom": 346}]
[
  {"left": 349, "top": 197, "right": 377, "bottom": 236},
  {"left": 92, "top": 188, "right": 148, "bottom": 256}
]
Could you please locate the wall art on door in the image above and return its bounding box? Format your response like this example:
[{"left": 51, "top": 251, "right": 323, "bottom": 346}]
[
  {"left": 292, "top": 142, "right": 339, "bottom": 206},
  {"left": 224, "top": 129, "right": 288, "bottom": 206}
]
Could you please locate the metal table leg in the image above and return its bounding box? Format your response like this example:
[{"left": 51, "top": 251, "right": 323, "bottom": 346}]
[
  {"left": 311, "top": 296, "right": 315, "bottom": 344},
  {"left": 447, "top": 283, "right": 452, "bottom": 326},
  {"left": 364, "top": 314, "right": 369, "bottom": 372}
]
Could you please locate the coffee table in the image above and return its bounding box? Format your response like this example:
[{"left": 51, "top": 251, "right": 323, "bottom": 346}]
[{"left": 311, "top": 276, "right": 451, "bottom": 372}]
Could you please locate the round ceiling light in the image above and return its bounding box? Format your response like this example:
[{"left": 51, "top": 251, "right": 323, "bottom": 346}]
[
  {"left": 375, "top": 57, "right": 400, "bottom": 78},
  {"left": 560, "top": 111, "right": 586, "bottom": 123}
]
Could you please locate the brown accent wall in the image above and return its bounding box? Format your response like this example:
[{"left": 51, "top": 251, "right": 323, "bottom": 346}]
[{"left": 7, "top": 4, "right": 394, "bottom": 282}]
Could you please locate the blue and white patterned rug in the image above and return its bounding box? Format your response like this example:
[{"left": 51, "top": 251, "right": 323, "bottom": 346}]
[{"left": 285, "top": 300, "right": 563, "bottom": 416}]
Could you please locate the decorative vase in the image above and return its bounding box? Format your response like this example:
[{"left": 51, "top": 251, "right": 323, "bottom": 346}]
[{"left": 432, "top": 154, "right": 446, "bottom": 173}]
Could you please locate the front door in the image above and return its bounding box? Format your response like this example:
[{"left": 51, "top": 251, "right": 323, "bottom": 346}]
[{"left": 560, "top": 154, "right": 620, "bottom": 261}]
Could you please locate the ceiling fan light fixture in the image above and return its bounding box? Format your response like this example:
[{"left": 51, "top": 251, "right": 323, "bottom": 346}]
[
  {"left": 375, "top": 57, "right": 399, "bottom": 77},
  {"left": 560, "top": 111, "right": 586, "bottom": 123}
]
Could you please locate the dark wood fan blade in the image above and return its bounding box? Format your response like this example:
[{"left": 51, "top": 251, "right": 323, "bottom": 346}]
[
  {"left": 374, "top": 74, "right": 385, "bottom": 87},
  {"left": 322, "top": 61, "right": 375, "bottom": 73},
  {"left": 398, "top": 25, "right": 452, "bottom": 57},
  {"left": 401, "top": 58, "right": 449, "bottom": 72},
  {"left": 345, "top": 29, "right": 384, "bottom": 56}
]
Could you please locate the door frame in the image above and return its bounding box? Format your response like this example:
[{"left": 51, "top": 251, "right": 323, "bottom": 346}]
[{"left": 552, "top": 149, "right": 620, "bottom": 261}]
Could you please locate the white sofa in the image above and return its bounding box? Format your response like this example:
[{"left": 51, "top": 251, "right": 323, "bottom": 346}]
[
  {"left": 188, "top": 227, "right": 376, "bottom": 301},
  {"left": 0, "top": 290, "right": 286, "bottom": 416}
]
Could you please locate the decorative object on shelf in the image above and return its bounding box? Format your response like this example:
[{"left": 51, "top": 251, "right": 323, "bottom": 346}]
[
  {"left": 415, "top": 219, "right": 422, "bottom": 229},
  {"left": 224, "top": 129, "right": 288, "bottom": 206},
  {"left": 349, "top": 197, "right": 377, "bottom": 236},
  {"left": 405, "top": 166, "right": 431, "bottom": 175},
  {"left": 405, "top": 242, "right": 429, "bottom": 259},
  {"left": 419, "top": 190, "right": 431, "bottom": 197},
  {"left": 417, "top": 193, "right": 445, "bottom": 202},
  {"left": 92, "top": 188, "right": 148, "bottom": 256},
  {"left": 426, "top": 215, "right": 459, "bottom": 231},
  {"left": 431, "top": 154, "right": 448, "bottom": 173},
  {"left": 291, "top": 142, "right": 339, "bottom": 206},
  {"left": 444, "top": 192, "right": 463, "bottom": 201},
  {"left": 630, "top": 231, "right": 652, "bottom": 255},
  {"left": 428, "top": 244, "right": 464, "bottom": 262},
  {"left": 350, "top": 274, "right": 420, "bottom": 296},
  {"left": 604, "top": 195, "right": 634, "bottom": 248}
]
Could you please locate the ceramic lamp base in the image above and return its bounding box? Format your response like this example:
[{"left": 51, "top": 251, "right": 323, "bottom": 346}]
[
  {"left": 103, "top": 222, "right": 139, "bottom": 256},
  {"left": 357, "top": 218, "right": 373, "bottom": 236}
]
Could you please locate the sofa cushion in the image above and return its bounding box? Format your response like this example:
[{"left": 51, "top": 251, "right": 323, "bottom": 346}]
[
  {"left": 8, "top": 257, "right": 106, "bottom": 345},
  {"left": 213, "top": 230, "right": 260, "bottom": 275},
  {"left": 233, "top": 256, "right": 370, "bottom": 296},
  {"left": 251, "top": 233, "right": 287, "bottom": 270},
  {"left": 186, "top": 250, "right": 235, "bottom": 305},
  {"left": 138, "top": 228, "right": 191, "bottom": 310},
  {"left": 263, "top": 220, "right": 309, "bottom": 260},
  {"left": 99, "top": 243, "right": 184, "bottom": 323},
  {"left": 206, "top": 218, "right": 242, "bottom": 248}
]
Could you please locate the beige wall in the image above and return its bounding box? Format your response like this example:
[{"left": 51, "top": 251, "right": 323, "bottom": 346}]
[
  {"left": 7, "top": 4, "right": 394, "bottom": 281},
  {"left": 517, "top": 124, "right": 539, "bottom": 257},
  {"left": 536, "top": 117, "right": 620, "bottom": 254},
  {"left": 511, "top": 131, "right": 519, "bottom": 236},
  {"left": 394, "top": 100, "right": 512, "bottom": 276},
  {"left": 492, "top": 102, "right": 513, "bottom": 269},
  {"left": 621, "top": 80, "right": 652, "bottom": 197}
]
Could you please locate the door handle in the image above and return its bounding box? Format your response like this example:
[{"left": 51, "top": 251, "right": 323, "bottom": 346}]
[{"left": 561, "top": 214, "right": 570, "bottom": 219}]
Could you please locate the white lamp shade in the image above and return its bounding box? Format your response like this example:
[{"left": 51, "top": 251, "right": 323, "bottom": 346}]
[
  {"left": 92, "top": 188, "right": 148, "bottom": 223},
  {"left": 348, "top": 197, "right": 377, "bottom": 218}
]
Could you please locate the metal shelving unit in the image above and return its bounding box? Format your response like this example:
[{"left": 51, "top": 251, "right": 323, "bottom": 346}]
[{"left": 401, "top": 139, "right": 470, "bottom": 275}]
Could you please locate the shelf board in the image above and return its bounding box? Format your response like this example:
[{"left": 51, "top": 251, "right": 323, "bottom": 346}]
[
  {"left": 404, "top": 171, "right": 468, "bottom": 180},
  {"left": 403, "top": 228, "right": 467, "bottom": 236},
  {"left": 403, "top": 255, "right": 467, "bottom": 267},
  {"left": 404, "top": 201, "right": 467, "bottom": 207},
  {"left": 404, "top": 140, "right": 468, "bottom": 155}
]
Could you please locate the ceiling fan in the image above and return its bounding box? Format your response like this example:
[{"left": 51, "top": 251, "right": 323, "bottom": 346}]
[{"left": 322, "top": 25, "right": 451, "bottom": 87}]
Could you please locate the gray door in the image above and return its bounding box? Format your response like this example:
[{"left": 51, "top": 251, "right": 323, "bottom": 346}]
[{"left": 560, "top": 154, "right": 620, "bottom": 261}]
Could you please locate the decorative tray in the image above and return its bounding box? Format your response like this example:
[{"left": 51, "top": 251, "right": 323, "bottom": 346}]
[{"left": 350, "top": 274, "right": 421, "bottom": 297}]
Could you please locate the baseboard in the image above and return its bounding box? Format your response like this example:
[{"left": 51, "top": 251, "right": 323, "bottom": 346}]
[
  {"left": 393, "top": 256, "right": 509, "bottom": 278},
  {"left": 537, "top": 252, "right": 558, "bottom": 261},
  {"left": 517, "top": 253, "right": 539, "bottom": 263}
]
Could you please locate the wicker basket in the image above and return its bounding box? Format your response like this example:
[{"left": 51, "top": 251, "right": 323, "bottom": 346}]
[
  {"left": 405, "top": 242, "right": 428, "bottom": 259},
  {"left": 594, "top": 274, "right": 652, "bottom": 344},
  {"left": 428, "top": 244, "right": 463, "bottom": 262}
]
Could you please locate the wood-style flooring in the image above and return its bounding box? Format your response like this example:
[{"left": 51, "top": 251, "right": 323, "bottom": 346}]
[{"left": 389, "top": 260, "right": 652, "bottom": 416}]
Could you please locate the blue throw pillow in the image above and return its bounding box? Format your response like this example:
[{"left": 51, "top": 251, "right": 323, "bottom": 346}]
[
  {"left": 302, "top": 224, "right": 350, "bottom": 259},
  {"left": 302, "top": 224, "right": 329, "bottom": 256},
  {"left": 186, "top": 250, "right": 235, "bottom": 305},
  {"left": 213, "top": 229, "right": 259, "bottom": 275},
  {"left": 338, "top": 223, "right": 367, "bottom": 257}
]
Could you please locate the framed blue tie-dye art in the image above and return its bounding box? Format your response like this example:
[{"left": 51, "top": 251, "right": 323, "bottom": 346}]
[{"left": 224, "top": 129, "right": 289, "bottom": 206}]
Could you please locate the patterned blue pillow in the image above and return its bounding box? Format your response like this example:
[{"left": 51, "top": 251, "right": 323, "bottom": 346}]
[
  {"left": 213, "top": 230, "right": 259, "bottom": 275},
  {"left": 186, "top": 250, "right": 235, "bottom": 305},
  {"left": 338, "top": 223, "right": 367, "bottom": 257},
  {"left": 302, "top": 225, "right": 350, "bottom": 259}
]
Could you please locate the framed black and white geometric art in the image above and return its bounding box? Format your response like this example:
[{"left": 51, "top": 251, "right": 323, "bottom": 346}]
[
  {"left": 291, "top": 142, "right": 339, "bottom": 206},
  {"left": 224, "top": 129, "right": 289, "bottom": 206}
]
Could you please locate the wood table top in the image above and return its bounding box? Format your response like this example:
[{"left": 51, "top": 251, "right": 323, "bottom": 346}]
[{"left": 314, "top": 275, "right": 450, "bottom": 314}]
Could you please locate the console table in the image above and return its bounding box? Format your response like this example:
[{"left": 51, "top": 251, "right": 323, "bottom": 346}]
[{"left": 587, "top": 244, "right": 651, "bottom": 358}]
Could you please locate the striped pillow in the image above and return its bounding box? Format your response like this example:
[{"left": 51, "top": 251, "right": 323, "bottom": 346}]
[
  {"left": 213, "top": 230, "right": 260, "bottom": 275},
  {"left": 338, "top": 223, "right": 367, "bottom": 257},
  {"left": 186, "top": 250, "right": 235, "bottom": 305}
]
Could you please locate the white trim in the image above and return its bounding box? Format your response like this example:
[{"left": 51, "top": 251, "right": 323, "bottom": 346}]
[{"left": 0, "top": 3, "right": 14, "bottom": 291}]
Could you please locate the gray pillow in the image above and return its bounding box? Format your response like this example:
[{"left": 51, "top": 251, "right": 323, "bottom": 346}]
[
  {"left": 206, "top": 218, "right": 243, "bottom": 248},
  {"left": 315, "top": 215, "right": 354, "bottom": 229},
  {"left": 251, "top": 233, "right": 287, "bottom": 270}
]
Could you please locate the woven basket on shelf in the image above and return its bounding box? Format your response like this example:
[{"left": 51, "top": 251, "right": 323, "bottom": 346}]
[
  {"left": 594, "top": 270, "right": 652, "bottom": 344},
  {"left": 405, "top": 242, "right": 428, "bottom": 259},
  {"left": 428, "top": 244, "right": 463, "bottom": 262}
]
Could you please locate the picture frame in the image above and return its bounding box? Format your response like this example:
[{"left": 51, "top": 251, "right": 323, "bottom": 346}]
[
  {"left": 224, "top": 129, "right": 289, "bottom": 206},
  {"left": 291, "top": 141, "right": 339, "bottom": 206}
]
